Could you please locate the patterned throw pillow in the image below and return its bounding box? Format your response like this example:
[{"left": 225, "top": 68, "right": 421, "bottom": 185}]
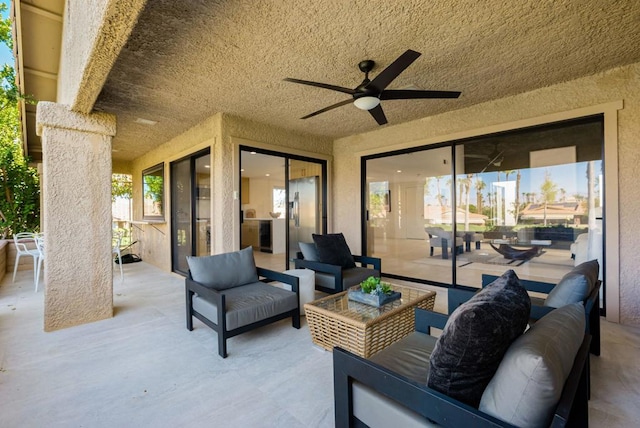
[{"left": 427, "top": 269, "right": 531, "bottom": 407}]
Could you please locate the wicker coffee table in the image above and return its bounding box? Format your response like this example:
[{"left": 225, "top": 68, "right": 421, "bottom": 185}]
[{"left": 304, "top": 284, "right": 436, "bottom": 358}]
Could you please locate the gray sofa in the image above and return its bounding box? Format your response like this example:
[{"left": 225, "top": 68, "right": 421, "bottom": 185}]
[
  {"left": 334, "top": 305, "right": 590, "bottom": 427},
  {"left": 335, "top": 270, "right": 590, "bottom": 427},
  {"left": 185, "top": 247, "right": 300, "bottom": 358}
]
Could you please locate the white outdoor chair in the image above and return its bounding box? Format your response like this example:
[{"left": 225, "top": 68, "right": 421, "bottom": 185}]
[
  {"left": 35, "top": 233, "right": 45, "bottom": 292},
  {"left": 113, "top": 232, "right": 124, "bottom": 282},
  {"left": 12, "top": 232, "right": 40, "bottom": 287}
]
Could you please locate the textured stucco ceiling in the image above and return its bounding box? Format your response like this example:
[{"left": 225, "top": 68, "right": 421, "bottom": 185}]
[{"left": 92, "top": 0, "right": 640, "bottom": 162}]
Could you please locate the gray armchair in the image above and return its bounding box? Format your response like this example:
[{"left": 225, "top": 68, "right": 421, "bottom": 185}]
[
  {"left": 185, "top": 247, "right": 300, "bottom": 358},
  {"left": 294, "top": 235, "right": 381, "bottom": 294},
  {"left": 424, "top": 227, "right": 463, "bottom": 259}
]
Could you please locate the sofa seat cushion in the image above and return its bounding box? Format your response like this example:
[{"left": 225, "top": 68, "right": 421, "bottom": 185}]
[
  {"left": 370, "top": 332, "right": 437, "bottom": 384},
  {"left": 544, "top": 259, "right": 599, "bottom": 308},
  {"left": 312, "top": 233, "right": 356, "bottom": 268},
  {"left": 427, "top": 269, "right": 530, "bottom": 407},
  {"left": 479, "top": 302, "right": 586, "bottom": 427},
  {"left": 187, "top": 246, "right": 258, "bottom": 290},
  {"left": 192, "top": 282, "right": 298, "bottom": 330}
]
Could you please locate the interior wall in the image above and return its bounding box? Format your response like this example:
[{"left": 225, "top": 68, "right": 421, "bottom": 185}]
[{"left": 333, "top": 61, "right": 640, "bottom": 327}]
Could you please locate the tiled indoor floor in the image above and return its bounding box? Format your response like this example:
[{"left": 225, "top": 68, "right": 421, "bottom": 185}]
[{"left": 0, "top": 261, "right": 638, "bottom": 427}]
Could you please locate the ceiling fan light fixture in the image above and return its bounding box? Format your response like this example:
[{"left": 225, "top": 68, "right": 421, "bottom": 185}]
[{"left": 353, "top": 96, "right": 380, "bottom": 111}]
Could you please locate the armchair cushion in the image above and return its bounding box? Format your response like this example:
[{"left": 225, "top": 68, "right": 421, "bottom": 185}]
[
  {"left": 312, "top": 233, "right": 356, "bottom": 268},
  {"left": 186, "top": 246, "right": 258, "bottom": 290},
  {"left": 191, "top": 281, "right": 298, "bottom": 330},
  {"left": 298, "top": 241, "right": 319, "bottom": 261},
  {"left": 428, "top": 269, "right": 530, "bottom": 407},
  {"left": 544, "top": 259, "right": 599, "bottom": 308},
  {"left": 479, "top": 302, "right": 585, "bottom": 427}
]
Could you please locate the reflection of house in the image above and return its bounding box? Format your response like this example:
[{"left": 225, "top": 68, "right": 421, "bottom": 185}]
[
  {"left": 520, "top": 202, "right": 585, "bottom": 222},
  {"left": 424, "top": 205, "right": 488, "bottom": 225}
]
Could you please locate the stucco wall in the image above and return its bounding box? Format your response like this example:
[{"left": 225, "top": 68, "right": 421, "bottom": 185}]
[
  {"left": 130, "top": 115, "right": 219, "bottom": 271},
  {"left": 58, "top": 0, "right": 146, "bottom": 112},
  {"left": 130, "top": 114, "right": 332, "bottom": 269},
  {"left": 333, "top": 61, "right": 640, "bottom": 326}
]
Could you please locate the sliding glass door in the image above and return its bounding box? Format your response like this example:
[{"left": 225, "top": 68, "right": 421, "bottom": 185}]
[
  {"left": 364, "top": 147, "right": 454, "bottom": 285},
  {"left": 240, "top": 148, "right": 326, "bottom": 271},
  {"left": 362, "top": 115, "right": 604, "bottom": 292},
  {"left": 171, "top": 149, "right": 211, "bottom": 275}
]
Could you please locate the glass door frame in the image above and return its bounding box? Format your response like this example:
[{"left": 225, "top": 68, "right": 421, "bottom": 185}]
[
  {"left": 361, "top": 115, "right": 606, "bottom": 297},
  {"left": 239, "top": 145, "right": 328, "bottom": 270},
  {"left": 170, "top": 147, "right": 211, "bottom": 275}
]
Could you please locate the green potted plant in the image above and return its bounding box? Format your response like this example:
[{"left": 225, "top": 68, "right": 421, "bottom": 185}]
[{"left": 348, "top": 276, "right": 401, "bottom": 307}]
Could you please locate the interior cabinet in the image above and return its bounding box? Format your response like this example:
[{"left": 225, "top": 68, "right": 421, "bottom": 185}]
[
  {"left": 290, "top": 163, "right": 321, "bottom": 179},
  {"left": 241, "top": 177, "right": 250, "bottom": 204},
  {"left": 241, "top": 221, "right": 258, "bottom": 248}
]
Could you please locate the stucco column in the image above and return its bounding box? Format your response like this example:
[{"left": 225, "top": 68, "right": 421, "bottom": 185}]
[{"left": 36, "top": 102, "right": 116, "bottom": 331}]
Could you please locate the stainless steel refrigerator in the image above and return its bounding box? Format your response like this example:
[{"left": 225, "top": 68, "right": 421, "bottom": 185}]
[{"left": 289, "top": 176, "right": 320, "bottom": 261}]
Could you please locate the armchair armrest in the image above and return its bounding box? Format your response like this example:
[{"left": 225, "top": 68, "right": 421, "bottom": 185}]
[
  {"left": 353, "top": 255, "right": 382, "bottom": 271},
  {"left": 185, "top": 277, "right": 223, "bottom": 300}
]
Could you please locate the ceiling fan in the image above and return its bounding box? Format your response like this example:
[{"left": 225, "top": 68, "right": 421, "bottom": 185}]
[{"left": 284, "top": 49, "right": 461, "bottom": 125}]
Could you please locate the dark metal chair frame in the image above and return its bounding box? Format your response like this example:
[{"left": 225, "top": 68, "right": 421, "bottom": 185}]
[
  {"left": 293, "top": 254, "right": 381, "bottom": 294},
  {"left": 186, "top": 267, "right": 300, "bottom": 358},
  {"left": 333, "top": 308, "right": 591, "bottom": 428}
]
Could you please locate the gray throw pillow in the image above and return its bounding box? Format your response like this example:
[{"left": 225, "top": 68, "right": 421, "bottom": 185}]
[
  {"left": 299, "top": 242, "right": 319, "bottom": 261},
  {"left": 186, "top": 246, "right": 258, "bottom": 290},
  {"left": 312, "top": 233, "right": 356, "bottom": 268},
  {"left": 427, "top": 269, "right": 530, "bottom": 407},
  {"left": 545, "top": 259, "right": 599, "bottom": 308},
  {"left": 479, "top": 302, "right": 585, "bottom": 427}
]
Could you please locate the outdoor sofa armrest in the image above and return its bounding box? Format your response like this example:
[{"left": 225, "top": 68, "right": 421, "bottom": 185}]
[
  {"left": 333, "top": 333, "right": 592, "bottom": 428},
  {"left": 414, "top": 307, "right": 449, "bottom": 334},
  {"left": 447, "top": 286, "right": 477, "bottom": 314}
]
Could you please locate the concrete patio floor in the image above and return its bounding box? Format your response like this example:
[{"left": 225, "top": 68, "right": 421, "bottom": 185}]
[{"left": 1, "top": 261, "right": 639, "bottom": 427}]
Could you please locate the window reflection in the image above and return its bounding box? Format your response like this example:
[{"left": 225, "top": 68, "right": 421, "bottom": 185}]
[{"left": 363, "top": 116, "right": 604, "bottom": 289}]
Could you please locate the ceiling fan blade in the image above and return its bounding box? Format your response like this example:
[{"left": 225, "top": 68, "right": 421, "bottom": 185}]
[
  {"left": 284, "top": 78, "right": 356, "bottom": 95},
  {"left": 300, "top": 98, "right": 353, "bottom": 119},
  {"left": 380, "top": 89, "right": 461, "bottom": 100},
  {"left": 366, "top": 49, "right": 421, "bottom": 93},
  {"left": 368, "top": 104, "right": 388, "bottom": 125}
]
